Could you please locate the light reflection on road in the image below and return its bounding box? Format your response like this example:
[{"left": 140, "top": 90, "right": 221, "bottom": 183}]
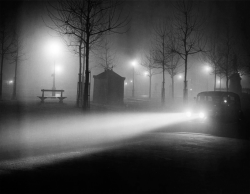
[{"left": 0, "top": 112, "right": 198, "bottom": 163}]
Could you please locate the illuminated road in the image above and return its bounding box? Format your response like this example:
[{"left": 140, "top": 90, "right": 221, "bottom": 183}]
[
  {"left": 0, "top": 104, "right": 197, "bottom": 161},
  {"left": 0, "top": 102, "right": 249, "bottom": 193}
]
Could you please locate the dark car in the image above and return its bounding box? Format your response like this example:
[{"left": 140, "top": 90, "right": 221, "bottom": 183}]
[{"left": 186, "top": 91, "right": 243, "bottom": 122}]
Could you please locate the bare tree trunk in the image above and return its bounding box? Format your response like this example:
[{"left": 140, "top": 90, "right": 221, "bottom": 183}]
[
  {"left": 183, "top": 54, "right": 188, "bottom": 103},
  {"left": 162, "top": 38, "right": 165, "bottom": 105},
  {"left": 171, "top": 74, "right": 174, "bottom": 101},
  {"left": 214, "top": 68, "right": 216, "bottom": 91},
  {"left": 83, "top": 27, "right": 90, "bottom": 110},
  {"left": 81, "top": 41, "right": 85, "bottom": 107},
  {"left": 162, "top": 69, "right": 165, "bottom": 105},
  {"left": 77, "top": 44, "right": 82, "bottom": 107},
  {"left": 220, "top": 76, "right": 222, "bottom": 90},
  {"left": 149, "top": 75, "right": 152, "bottom": 99},
  {"left": 226, "top": 74, "right": 229, "bottom": 92}
]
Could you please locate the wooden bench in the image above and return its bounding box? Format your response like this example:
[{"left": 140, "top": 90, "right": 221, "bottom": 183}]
[{"left": 38, "top": 89, "right": 67, "bottom": 103}]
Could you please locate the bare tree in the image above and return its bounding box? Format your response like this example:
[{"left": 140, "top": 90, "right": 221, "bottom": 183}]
[
  {"left": 203, "top": 34, "right": 221, "bottom": 91},
  {"left": 204, "top": 14, "right": 248, "bottom": 92},
  {"left": 165, "top": 24, "right": 182, "bottom": 101},
  {"left": 96, "top": 35, "right": 116, "bottom": 70},
  {"left": 217, "top": 23, "right": 237, "bottom": 92},
  {"left": 47, "top": 1, "right": 88, "bottom": 107},
  {"left": 47, "top": 0, "right": 128, "bottom": 110},
  {"left": 171, "top": 0, "right": 205, "bottom": 104},
  {"left": 166, "top": 53, "right": 182, "bottom": 101},
  {"left": 140, "top": 50, "right": 160, "bottom": 99},
  {"left": 152, "top": 21, "right": 170, "bottom": 105}
]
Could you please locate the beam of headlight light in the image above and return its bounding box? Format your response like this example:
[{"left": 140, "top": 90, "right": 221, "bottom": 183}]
[
  {"left": 199, "top": 112, "right": 205, "bottom": 119},
  {"left": 0, "top": 112, "right": 198, "bottom": 163},
  {"left": 186, "top": 110, "right": 192, "bottom": 117}
]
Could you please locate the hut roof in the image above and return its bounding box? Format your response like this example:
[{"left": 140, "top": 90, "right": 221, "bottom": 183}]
[{"left": 93, "top": 69, "right": 125, "bottom": 80}]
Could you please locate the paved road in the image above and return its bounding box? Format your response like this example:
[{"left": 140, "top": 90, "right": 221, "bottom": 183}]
[{"left": 0, "top": 131, "right": 249, "bottom": 193}]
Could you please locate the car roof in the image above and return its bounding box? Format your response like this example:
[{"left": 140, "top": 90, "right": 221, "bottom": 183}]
[{"left": 197, "top": 91, "right": 240, "bottom": 98}]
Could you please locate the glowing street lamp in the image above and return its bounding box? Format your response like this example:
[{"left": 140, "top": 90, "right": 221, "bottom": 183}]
[
  {"left": 204, "top": 65, "right": 212, "bottom": 73},
  {"left": 55, "top": 65, "right": 62, "bottom": 74}
]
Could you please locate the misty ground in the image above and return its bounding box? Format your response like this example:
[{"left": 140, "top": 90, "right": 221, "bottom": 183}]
[{"left": 0, "top": 98, "right": 250, "bottom": 193}]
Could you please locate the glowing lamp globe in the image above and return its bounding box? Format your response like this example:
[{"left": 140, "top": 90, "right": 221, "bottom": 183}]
[
  {"left": 204, "top": 66, "right": 211, "bottom": 72},
  {"left": 48, "top": 40, "right": 61, "bottom": 56},
  {"left": 131, "top": 60, "right": 137, "bottom": 67}
]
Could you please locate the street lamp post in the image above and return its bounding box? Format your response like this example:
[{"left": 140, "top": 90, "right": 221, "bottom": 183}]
[{"left": 52, "top": 60, "right": 56, "bottom": 96}]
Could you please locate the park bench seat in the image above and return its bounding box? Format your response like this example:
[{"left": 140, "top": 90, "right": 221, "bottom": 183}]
[{"left": 38, "top": 89, "right": 67, "bottom": 103}]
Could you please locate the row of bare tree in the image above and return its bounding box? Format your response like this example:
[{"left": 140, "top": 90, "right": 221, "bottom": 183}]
[
  {"left": 140, "top": 1, "right": 250, "bottom": 105},
  {"left": 0, "top": 1, "right": 25, "bottom": 101},
  {"left": 140, "top": 1, "right": 205, "bottom": 105},
  {"left": 204, "top": 23, "right": 249, "bottom": 93}
]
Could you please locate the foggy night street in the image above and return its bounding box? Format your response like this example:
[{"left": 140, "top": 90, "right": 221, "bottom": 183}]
[{"left": 1, "top": 0, "right": 250, "bottom": 193}]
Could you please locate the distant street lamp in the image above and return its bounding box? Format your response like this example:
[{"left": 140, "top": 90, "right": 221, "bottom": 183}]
[{"left": 204, "top": 66, "right": 211, "bottom": 72}]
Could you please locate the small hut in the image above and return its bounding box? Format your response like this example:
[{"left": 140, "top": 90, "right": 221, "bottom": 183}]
[{"left": 93, "top": 69, "right": 125, "bottom": 105}]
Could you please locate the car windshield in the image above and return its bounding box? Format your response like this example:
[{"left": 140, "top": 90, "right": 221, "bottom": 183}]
[
  {"left": 197, "top": 93, "right": 239, "bottom": 106},
  {"left": 197, "top": 95, "right": 221, "bottom": 104}
]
